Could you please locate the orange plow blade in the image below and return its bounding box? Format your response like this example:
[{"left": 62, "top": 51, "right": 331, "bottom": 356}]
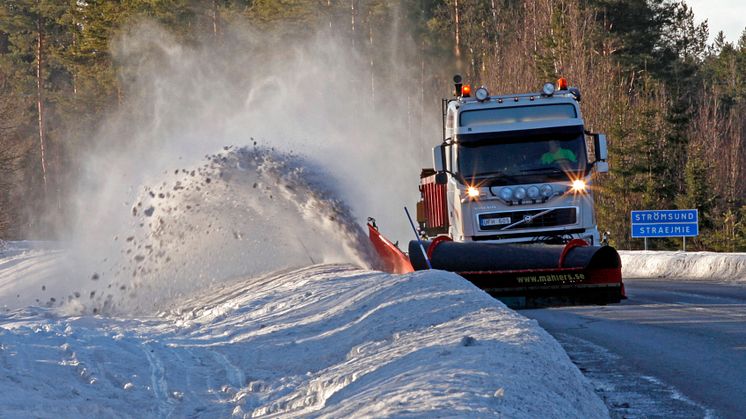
[{"left": 367, "top": 223, "right": 413, "bottom": 274}]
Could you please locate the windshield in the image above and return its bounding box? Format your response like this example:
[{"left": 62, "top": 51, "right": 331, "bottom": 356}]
[{"left": 456, "top": 132, "right": 587, "bottom": 185}]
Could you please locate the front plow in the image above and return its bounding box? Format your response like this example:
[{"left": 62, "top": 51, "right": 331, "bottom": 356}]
[{"left": 368, "top": 222, "right": 625, "bottom": 308}]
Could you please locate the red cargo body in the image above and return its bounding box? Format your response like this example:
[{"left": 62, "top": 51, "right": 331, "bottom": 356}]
[{"left": 420, "top": 174, "right": 448, "bottom": 235}]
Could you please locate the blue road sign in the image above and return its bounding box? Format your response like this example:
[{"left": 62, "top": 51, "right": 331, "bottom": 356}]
[{"left": 631, "top": 209, "right": 699, "bottom": 238}]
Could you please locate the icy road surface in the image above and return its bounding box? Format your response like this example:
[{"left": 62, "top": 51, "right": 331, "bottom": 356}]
[
  {"left": 524, "top": 279, "right": 746, "bottom": 419},
  {"left": 0, "top": 262, "right": 608, "bottom": 418}
]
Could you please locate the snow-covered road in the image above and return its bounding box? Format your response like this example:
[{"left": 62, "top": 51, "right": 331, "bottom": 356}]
[{"left": 524, "top": 279, "right": 746, "bottom": 419}]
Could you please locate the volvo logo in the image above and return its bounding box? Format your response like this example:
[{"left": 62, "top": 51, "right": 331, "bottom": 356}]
[{"left": 523, "top": 215, "right": 533, "bottom": 223}]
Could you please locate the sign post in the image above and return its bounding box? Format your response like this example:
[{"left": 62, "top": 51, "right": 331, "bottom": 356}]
[{"left": 631, "top": 209, "right": 699, "bottom": 251}]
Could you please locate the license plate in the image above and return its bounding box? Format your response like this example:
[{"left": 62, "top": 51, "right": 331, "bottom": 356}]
[{"left": 481, "top": 217, "right": 511, "bottom": 226}]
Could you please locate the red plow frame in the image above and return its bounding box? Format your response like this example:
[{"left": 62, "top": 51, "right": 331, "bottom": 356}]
[{"left": 368, "top": 222, "right": 625, "bottom": 308}]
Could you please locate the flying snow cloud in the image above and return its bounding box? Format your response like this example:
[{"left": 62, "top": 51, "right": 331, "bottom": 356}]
[{"left": 40, "top": 21, "right": 439, "bottom": 313}]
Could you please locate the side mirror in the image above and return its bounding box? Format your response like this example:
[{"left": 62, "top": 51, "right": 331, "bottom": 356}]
[
  {"left": 433, "top": 144, "right": 445, "bottom": 172},
  {"left": 594, "top": 134, "right": 608, "bottom": 161}
]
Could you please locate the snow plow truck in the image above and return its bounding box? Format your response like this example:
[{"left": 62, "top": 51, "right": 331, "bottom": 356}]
[{"left": 368, "top": 76, "right": 625, "bottom": 308}]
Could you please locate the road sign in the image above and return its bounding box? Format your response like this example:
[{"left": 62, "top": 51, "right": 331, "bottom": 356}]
[{"left": 630, "top": 209, "right": 699, "bottom": 238}]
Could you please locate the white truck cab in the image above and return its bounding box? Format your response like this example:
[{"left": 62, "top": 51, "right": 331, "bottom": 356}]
[{"left": 421, "top": 77, "right": 609, "bottom": 245}]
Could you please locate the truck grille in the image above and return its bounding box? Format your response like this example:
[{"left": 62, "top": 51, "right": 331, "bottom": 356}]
[{"left": 478, "top": 207, "right": 577, "bottom": 231}]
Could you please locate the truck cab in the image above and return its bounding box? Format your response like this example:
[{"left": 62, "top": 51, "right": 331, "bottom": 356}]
[{"left": 418, "top": 78, "right": 609, "bottom": 245}]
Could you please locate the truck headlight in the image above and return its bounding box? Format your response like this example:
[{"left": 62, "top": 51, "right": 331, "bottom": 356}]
[
  {"left": 499, "top": 187, "right": 513, "bottom": 201},
  {"left": 467, "top": 186, "right": 480, "bottom": 198},
  {"left": 571, "top": 179, "right": 587, "bottom": 193},
  {"left": 514, "top": 187, "right": 526, "bottom": 200},
  {"left": 540, "top": 184, "right": 553, "bottom": 198},
  {"left": 527, "top": 186, "right": 540, "bottom": 199}
]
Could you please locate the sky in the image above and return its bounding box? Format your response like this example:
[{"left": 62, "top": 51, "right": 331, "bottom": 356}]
[{"left": 686, "top": 0, "right": 745, "bottom": 44}]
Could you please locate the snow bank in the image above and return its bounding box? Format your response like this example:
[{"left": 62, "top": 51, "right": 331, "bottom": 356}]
[
  {"left": 0, "top": 265, "right": 608, "bottom": 418},
  {"left": 0, "top": 145, "right": 607, "bottom": 417},
  {"left": 0, "top": 242, "right": 72, "bottom": 309},
  {"left": 620, "top": 250, "right": 746, "bottom": 282}
]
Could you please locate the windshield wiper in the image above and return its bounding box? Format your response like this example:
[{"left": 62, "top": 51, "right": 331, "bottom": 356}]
[
  {"left": 519, "top": 167, "right": 565, "bottom": 175},
  {"left": 486, "top": 172, "right": 519, "bottom": 185},
  {"left": 468, "top": 171, "right": 515, "bottom": 183},
  {"left": 477, "top": 172, "right": 520, "bottom": 196},
  {"left": 476, "top": 170, "right": 511, "bottom": 178}
]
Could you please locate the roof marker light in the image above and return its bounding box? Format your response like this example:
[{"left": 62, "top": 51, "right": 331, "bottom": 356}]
[{"left": 462, "top": 84, "right": 471, "bottom": 97}]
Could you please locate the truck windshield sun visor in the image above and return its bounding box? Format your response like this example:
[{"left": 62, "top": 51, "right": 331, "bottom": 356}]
[
  {"left": 459, "top": 104, "right": 577, "bottom": 127},
  {"left": 455, "top": 124, "right": 584, "bottom": 143}
]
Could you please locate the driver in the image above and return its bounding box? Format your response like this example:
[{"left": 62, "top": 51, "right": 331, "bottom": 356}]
[{"left": 541, "top": 140, "right": 577, "bottom": 164}]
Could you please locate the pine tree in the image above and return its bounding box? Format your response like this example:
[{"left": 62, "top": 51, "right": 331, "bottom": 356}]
[
  {"left": 0, "top": 1, "right": 70, "bottom": 191},
  {"left": 0, "top": 0, "right": 73, "bottom": 236}
]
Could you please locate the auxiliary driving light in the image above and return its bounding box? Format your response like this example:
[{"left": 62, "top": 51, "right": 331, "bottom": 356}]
[
  {"left": 542, "top": 82, "right": 555, "bottom": 96},
  {"left": 514, "top": 187, "right": 527, "bottom": 200},
  {"left": 499, "top": 187, "right": 513, "bottom": 201},
  {"left": 475, "top": 87, "right": 490, "bottom": 101},
  {"left": 540, "top": 184, "right": 553, "bottom": 198},
  {"left": 527, "top": 186, "right": 540, "bottom": 199},
  {"left": 571, "top": 179, "right": 587, "bottom": 193},
  {"left": 467, "top": 186, "right": 480, "bottom": 198}
]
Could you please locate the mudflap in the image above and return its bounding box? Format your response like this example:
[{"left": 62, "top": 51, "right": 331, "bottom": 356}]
[{"left": 408, "top": 238, "right": 625, "bottom": 308}]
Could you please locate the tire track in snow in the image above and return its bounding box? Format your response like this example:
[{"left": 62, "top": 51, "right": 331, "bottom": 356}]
[
  {"left": 142, "top": 344, "right": 175, "bottom": 418},
  {"left": 210, "top": 350, "right": 245, "bottom": 388}
]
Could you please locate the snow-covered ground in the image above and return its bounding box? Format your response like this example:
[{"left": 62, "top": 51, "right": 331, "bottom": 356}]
[
  {"left": 0, "top": 241, "right": 71, "bottom": 309},
  {"left": 620, "top": 251, "right": 746, "bottom": 282},
  {"left": 0, "top": 147, "right": 608, "bottom": 417},
  {"left": 0, "top": 260, "right": 608, "bottom": 417}
]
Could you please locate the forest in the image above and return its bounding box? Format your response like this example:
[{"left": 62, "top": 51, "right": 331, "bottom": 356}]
[{"left": 0, "top": 0, "right": 745, "bottom": 251}]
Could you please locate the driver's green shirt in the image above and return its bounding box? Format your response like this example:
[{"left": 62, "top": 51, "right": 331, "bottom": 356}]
[{"left": 541, "top": 148, "right": 577, "bottom": 164}]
